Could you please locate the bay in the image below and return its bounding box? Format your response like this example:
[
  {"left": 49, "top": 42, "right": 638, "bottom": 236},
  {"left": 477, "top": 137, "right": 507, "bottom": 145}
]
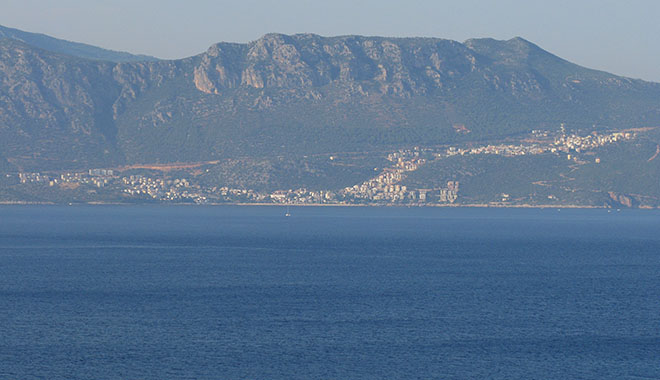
[{"left": 1, "top": 205, "right": 659, "bottom": 379}]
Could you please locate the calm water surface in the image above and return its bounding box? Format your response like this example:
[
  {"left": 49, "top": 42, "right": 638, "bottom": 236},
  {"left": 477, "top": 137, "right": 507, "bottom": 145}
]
[{"left": 1, "top": 206, "right": 659, "bottom": 379}]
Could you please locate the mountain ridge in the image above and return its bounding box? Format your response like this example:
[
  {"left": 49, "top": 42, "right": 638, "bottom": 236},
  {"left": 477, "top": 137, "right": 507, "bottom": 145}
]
[
  {"left": 1, "top": 29, "right": 660, "bottom": 171},
  {"left": 0, "top": 24, "right": 158, "bottom": 62}
]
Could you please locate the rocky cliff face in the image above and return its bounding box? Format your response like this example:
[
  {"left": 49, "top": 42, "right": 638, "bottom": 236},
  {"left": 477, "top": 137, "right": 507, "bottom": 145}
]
[
  {"left": 0, "top": 39, "right": 190, "bottom": 169},
  {"left": 0, "top": 39, "right": 116, "bottom": 168},
  {"left": 1, "top": 32, "right": 660, "bottom": 169},
  {"left": 193, "top": 34, "right": 482, "bottom": 97}
]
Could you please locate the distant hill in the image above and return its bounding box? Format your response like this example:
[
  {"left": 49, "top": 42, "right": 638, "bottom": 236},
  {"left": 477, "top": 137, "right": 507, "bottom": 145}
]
[
  {"left": 0, "top": 24, "right": 157, "bottom": 62},
  {"left": 0, "top": 31, "right": 659, "bottom": 172}
]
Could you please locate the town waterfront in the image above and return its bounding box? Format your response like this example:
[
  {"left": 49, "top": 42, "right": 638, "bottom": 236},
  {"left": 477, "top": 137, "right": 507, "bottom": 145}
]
[{"left": 1, "top": 206, "right": 659, "bottom": 379}]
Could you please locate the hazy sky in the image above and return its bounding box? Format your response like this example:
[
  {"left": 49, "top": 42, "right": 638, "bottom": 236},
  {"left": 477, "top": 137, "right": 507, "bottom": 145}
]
[{"left": 2, "top": 0, "right": 659, "bottom": 82}]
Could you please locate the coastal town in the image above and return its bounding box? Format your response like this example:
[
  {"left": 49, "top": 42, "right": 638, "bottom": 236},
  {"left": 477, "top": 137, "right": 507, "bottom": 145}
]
[{"left": 9, "top": 128, "right": 639, "bottom": 205}]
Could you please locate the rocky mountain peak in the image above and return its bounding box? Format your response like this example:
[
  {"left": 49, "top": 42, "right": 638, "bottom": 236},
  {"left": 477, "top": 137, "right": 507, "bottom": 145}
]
[
  {"left": 192, "top": 34, "right": 490, "bottom": 96},
  {"left": 464, "top": 36, "right": 565, "bottom": 67}
]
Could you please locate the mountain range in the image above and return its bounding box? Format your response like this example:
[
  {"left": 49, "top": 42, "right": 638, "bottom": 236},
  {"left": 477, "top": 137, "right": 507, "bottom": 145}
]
[{"left": 1, "top": 25, "right": 659, "bottom": 206}]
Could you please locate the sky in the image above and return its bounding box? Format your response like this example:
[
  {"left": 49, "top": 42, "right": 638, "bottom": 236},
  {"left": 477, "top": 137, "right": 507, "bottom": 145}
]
[{"left": 2, "top": 0, "right": 659, "bottom": 82}]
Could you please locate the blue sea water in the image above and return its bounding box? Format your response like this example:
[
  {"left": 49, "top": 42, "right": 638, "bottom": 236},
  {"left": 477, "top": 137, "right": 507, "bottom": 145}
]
[{"left": 0, "top": 205, "right": 659, "bottom": 380}]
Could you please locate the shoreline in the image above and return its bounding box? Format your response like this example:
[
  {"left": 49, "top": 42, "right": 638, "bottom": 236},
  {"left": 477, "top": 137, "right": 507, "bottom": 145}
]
[{"left": 0, "top": 201, "right": 656, "bottom": 209}]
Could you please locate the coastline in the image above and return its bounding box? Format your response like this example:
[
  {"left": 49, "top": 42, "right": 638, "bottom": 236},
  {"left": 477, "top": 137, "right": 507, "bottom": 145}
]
[{"left": 0, "top": 200, "right": 655, "bottom": 209}]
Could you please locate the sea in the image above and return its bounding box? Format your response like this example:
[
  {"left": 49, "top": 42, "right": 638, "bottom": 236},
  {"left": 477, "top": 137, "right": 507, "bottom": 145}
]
[{"left": 0, "top": 205, "right": 659, "bottom": 380}]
